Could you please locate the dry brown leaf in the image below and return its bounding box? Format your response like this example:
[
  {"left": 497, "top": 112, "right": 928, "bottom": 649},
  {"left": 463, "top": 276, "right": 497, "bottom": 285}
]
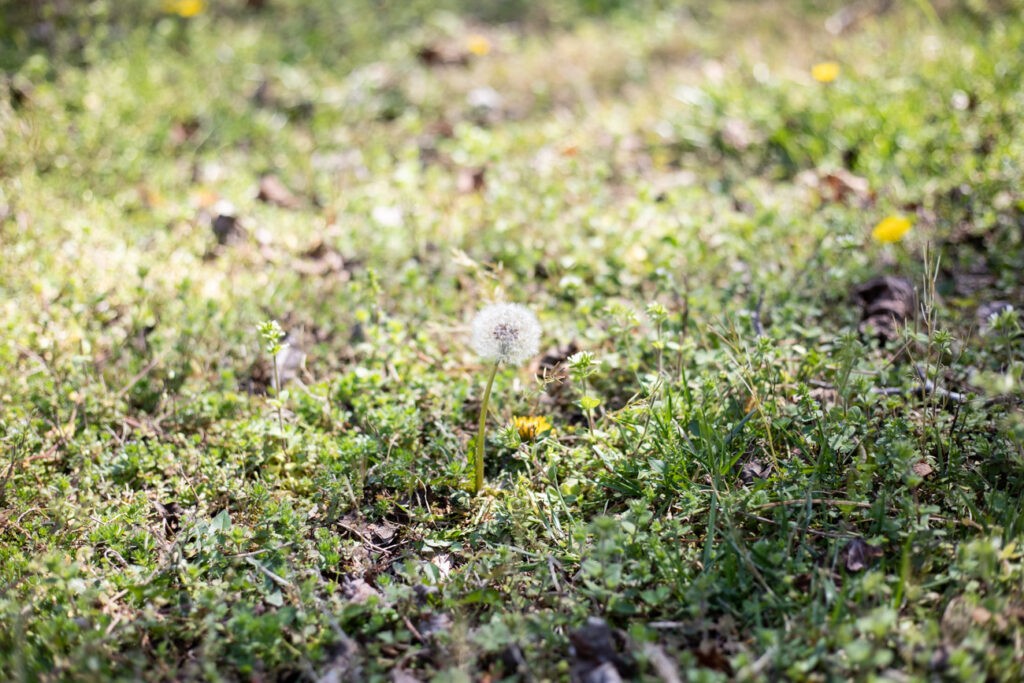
[
  {"left": 294, "top": 239, "right": 346, "bottom": 277},
  {"left": 257, "top": 174, "right": 302, "bottom": 209},
  {"left": 456, "top": 166, "right": 486, "bottom": 194},
  {"left": 211, "top": 208, "right": 247, "bottom": 246},
  {"left": 912, "top": 461, "right": 934, "bottom": 478},
  {"left": 842, "top": 537, "right": 884, "bottom": 572},
  {"left": 854, "top": 276, "right": 916, "bottom": 343}
]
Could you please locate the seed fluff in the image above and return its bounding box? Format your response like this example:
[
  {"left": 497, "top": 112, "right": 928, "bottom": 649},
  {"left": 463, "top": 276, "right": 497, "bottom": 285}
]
[{"left": 470, "top": 303, "right": 541, "bottom": 366}]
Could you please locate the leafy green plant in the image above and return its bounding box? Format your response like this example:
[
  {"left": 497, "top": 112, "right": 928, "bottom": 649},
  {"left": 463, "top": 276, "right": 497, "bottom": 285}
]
[{"left": 258, "top": 319, "right": 288, "bottom": 443}]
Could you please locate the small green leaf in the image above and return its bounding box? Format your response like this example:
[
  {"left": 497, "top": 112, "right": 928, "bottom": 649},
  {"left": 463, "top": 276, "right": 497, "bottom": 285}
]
[{"left": 210, "top": 509, "right": 232, "bottom": 533}]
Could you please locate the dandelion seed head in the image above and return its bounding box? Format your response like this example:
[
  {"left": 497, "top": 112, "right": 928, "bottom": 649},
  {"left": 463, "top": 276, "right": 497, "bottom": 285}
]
[{"left": 471, "top": 303, "right": 541, "bottom": 366}]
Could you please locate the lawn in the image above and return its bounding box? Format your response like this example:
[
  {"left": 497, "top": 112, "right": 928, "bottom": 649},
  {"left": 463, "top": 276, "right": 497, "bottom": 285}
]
[{"left": 1, "top": 1, "right": 1023, "bottom": 680}]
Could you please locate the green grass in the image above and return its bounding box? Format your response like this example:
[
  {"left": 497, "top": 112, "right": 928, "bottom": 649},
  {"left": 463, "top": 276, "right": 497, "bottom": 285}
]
[{"left": 2, "top": 0, "right": 1024, "bottom": 680}]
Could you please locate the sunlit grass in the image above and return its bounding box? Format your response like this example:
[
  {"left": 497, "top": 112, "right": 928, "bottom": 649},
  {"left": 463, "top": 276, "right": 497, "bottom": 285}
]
[{"left": 1, "top": 1, "right": 1023, "bottom": 680}]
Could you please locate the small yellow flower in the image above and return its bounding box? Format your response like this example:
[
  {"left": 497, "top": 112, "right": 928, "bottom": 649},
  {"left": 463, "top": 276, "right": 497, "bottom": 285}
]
[
  {"left": 872, "top": 215, "right": 912, "bottom": 243},
  {"left": 811, "top": 61, "right": 841, "bottom": 83},
  {"left": 512, "top": 415, "right": 552, "bottom": 441},
  {"left": 162, "top": 0, "right": 205, "bottom": 18},
  {"left": 466, "top": 34, "right": 492, "bottom": 57}
]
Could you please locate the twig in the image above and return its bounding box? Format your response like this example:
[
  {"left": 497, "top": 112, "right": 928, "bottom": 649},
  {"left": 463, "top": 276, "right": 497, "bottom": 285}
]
[
  {"left": 751, "top": 292, "right": 765, "bottom": 338},
  {"left": 871, "top": 364, "right": 968, "bottom": 404},
  {"left": 336, "top": 521, "right": 390, "bottom": 553},
  {"left": 735, "top": 646, "right": 778, "bottom": 680},
  {"left": 748, "top": 498, "right": 872, "bottom": 512},
  {"left": 244, "top": 556, "right": 291, "bottom": 589},
  {"left": 403, "top": 616, "right": 427, "bottom": 644},
  {"left": 547, "top": 555, "right": 563, "bottom": 595},
  {"left": 228, "top": 543, "right": 295, "bottom": 559},
  {"left": 912, "top": 364, "right": 968, "bottom": 404},
  {"left": 926, "top": 514, "right": 985, "bottom": 531},
  {"left": 642, "top": 643, "right": 682, "bottom": 683},
  {"left": 0, "top": 426, "right": 35, "bottom": 506},
  {"left": 0, "top": 444, "right": 17, "bottom": 507},
  {"left": 739, "top": 511, "right": 856, "bottom": 539},
  {"left": 115, "top": 355, "right": 167, "bottom": 399}
]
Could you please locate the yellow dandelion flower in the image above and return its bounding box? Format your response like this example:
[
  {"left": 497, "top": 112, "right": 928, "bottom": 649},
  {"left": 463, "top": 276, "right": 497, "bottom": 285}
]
[
  {"left": 162, "top": 0, "right": 205, "bottom": 18},
  {"left": 811, "top": 61, "right": 841, "bottom": 83},
  {"left": 512, "top": 415, "right": 552, "bottom": 441},
  {"left": 466, "top": 34, "right": 491, "bottom": 57},
  {"left": 871, "top": 215, "right": 912, "bottom": 243}
]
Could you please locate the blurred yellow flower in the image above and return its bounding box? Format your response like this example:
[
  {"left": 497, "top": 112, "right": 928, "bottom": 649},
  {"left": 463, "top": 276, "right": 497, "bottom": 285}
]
[
  {"left": 811, "top": 61, "right": 841, "bottom": 83},
  {"left": 466, "top": 34, "right": 491, "bottom": 57},
  {"left": 512, "top": 415, "right": 552, "bottom": 441},
  {"left": 872, "top": 215, "right": 912, "bottom": 243},
  {"left": 162, "top": 0, "right": 205, "bottom": 18}
]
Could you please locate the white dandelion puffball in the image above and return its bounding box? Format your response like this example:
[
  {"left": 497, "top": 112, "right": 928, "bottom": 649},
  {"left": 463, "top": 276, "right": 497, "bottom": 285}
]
[{"left": 471, "top": 303, "right": 541, "bottom": 366}]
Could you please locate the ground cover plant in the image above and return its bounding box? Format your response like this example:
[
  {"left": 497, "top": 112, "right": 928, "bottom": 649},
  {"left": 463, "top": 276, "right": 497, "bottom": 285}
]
[{"left": 1, "top": 0, "right": 1024, "bottom": 680}]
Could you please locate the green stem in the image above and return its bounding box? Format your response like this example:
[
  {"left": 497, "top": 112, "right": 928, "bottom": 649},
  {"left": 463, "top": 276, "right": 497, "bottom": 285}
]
[{"left": 474, "top": 363, "right": 499, "bottom": 495}]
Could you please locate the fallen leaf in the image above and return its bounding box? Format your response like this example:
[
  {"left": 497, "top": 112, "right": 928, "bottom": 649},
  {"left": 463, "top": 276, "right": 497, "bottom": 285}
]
[
  {"left": 417, "top": 612, "right": 452, "bottom": 638},
  {"left": 257, "top": 174, "right": 302, "bottom": 209},
  {"left": 428, "top": 553, "right": 452, "bottom": 581},
  {"left": 570, "top": 618, "right": 619, "bottom": 663},
  {"left": 293, "top": 239, "right": 347, "bottom": 277},
  {"left": 642, "top": 643, "right": 682, "bottom": 683},
  {"left": 456, "top": 166, "right": 486, "bottom": 194},
  {"left": 273, "top": 336, "right": 306, "bottom": 388},
  {"left": 532, "top": 341, "right": 581, "bottom": 380},
  {"left": 854, "top": 276, "right": 916, "bottom": 343},
  {"left": 136, "top": 184, "right": 165, "bottom": 209},
  {"left": 582, "top": 662, "right": 623, "bottom": 683},
  {"left": 841, "top": 537, "right": 883, "bottom": 572},
  {"left": 808, "top": 385, "right": 839, "bottom": 409},
  {"left": 952, "top": 261, "right": 996, "bottom": 297},
  {"left": 739, "top": 458, "right": 772, "bottom": 486},
  {"left": 942, "top": 596, "right": 973, "bottom": 641},
  {"left": 911, "top": 461, "right": 934, "bottom": 478},
  {"left": 391, "top": 669, "right": 421, "bottom": 683},
  {"left": 796, "top": 168, "right": 873, "bottom": 206},
  {"left": 530, "top": 341, "right": 581, "bottom": 414},
  {"left": 929, "top": 645, "right": 950, "bottom": 672},
  {"left": 416, "top": 42, "right": 469, "bottom": 67},
  {"left": 342, "top": 577, "right": 380, "bottom": 605},
  {"left": 316, "top": 631, "right": 359, "bottom": 683},
  {"left": 569, "top": 618, "right": 636, "bottom": 681},
  {"left": 823, "top": 169, "right": 872, "bottom": 205},
  {"left": 693, "top": 640, "right": 733, "bottom": 675},
  {"left": 367, "top": 520, "right": 397, "bottom": 544},
  {"left": 499, "top": 644, "right": 529, "bottom": 678},
  {"left": 169, "top": 117, "right": 201, "bottom": 146},
  {"left": 210, "top": 202, "right": 247, "bottom": 246},
  {"left": 720, "top": 117, "right": 753, "bottom": 151}
]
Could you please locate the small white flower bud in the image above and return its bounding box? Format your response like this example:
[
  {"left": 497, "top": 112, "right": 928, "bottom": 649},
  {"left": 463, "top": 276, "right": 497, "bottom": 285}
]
[{"left": 470, "top": 303, "right": 541, "bottom": 366}]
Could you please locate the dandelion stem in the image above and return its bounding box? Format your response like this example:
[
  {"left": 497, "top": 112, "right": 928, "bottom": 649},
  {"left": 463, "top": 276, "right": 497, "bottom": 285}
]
[{"left": 474, "top": 363, "right": 499, "bottom": 495}]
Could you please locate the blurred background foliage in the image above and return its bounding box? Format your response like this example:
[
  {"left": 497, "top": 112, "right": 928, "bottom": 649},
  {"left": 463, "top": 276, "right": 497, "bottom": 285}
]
[{"left": 4, "top": 1, "right": 1023, "bottom": 74}]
